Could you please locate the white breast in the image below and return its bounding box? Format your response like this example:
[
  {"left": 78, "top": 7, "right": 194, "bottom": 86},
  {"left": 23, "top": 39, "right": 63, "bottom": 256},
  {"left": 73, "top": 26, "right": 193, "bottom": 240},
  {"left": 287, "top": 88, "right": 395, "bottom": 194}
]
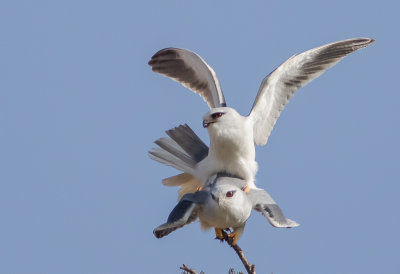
[{"left": 195, "top": 117, "right": 258, "bottom": 188}]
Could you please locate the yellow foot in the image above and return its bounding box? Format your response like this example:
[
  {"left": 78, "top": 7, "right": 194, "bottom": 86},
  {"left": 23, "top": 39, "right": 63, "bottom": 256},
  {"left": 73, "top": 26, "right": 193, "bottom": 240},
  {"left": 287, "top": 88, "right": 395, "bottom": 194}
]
[
  {"left": 214, "top": 228, "right": 224, "bottom": 241},
  {"left": 227, "top": 230, "right": 239, "bottom": 246},
  {"left": 196, "top": 186, "right": 203, "bottom": 191}
]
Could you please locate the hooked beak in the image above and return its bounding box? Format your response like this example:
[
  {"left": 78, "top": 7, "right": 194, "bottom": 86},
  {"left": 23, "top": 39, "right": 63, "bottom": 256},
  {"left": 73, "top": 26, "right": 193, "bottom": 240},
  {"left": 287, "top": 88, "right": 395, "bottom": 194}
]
[
  {"left": 203, "top": 120, "right": 215, "bottom": 128},
  {"left": 211, "top": 193, "right": 220, "bottom": 205}
]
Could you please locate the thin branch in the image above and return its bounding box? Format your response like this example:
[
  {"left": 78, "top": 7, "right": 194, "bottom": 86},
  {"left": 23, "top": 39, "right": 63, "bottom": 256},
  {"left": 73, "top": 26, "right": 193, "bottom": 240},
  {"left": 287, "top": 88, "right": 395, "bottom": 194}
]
[
  {"left": 180, "top": 230, "right": 255, "bottom": 274},
  {"left": 229, "top": 268, "right": 244, "bottom": 274},
  {"left": 221, "top": 230, "right": 256, "bottom": 274},
  {"left": 180, "top": 264, "right": 204, "bottom": 274}
]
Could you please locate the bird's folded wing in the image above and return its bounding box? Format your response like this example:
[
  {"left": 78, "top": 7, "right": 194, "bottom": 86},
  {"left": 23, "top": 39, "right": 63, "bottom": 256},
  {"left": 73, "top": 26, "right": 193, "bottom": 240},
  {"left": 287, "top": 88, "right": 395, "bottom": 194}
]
[
  {"left": 149, "top": 48, "right": 226, "bottom": 108},
  {"left": 153, "top": 191, "right": 208, "bottom": 238},
  {"left": 249, "top": 38, "right": 374, "bottom": 146},
  {"left": 248, "top": 188, "right": 299, "bottom": 228}
]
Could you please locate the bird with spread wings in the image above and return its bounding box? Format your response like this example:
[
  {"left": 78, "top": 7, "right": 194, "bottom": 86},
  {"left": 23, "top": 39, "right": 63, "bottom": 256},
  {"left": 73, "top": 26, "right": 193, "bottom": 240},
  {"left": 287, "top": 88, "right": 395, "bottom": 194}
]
[
  {"left": 149, "top": 38, "right": 374, "bottom": 198},
  {"left": 154, "top": 173, "right": 299, "bottom": 245}
]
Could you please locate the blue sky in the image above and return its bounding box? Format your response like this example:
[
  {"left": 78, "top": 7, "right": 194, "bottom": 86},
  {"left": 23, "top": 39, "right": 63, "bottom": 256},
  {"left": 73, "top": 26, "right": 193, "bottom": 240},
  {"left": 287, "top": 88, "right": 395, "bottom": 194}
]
[{"left": 1, "top": 1, "right": 399, "bottom": 273}]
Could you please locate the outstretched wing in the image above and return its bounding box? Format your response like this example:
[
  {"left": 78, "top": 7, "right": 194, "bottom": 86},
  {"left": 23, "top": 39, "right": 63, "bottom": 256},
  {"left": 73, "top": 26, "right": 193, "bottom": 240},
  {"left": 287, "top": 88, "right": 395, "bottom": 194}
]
[
  {"left": 249, "top": 38, "right": 374, "bottom": 146},
  {"left": 153, "top": 191, "right": 208, "bottom": 238},
  {"left": 248, "top": 188, "right": 299, "bottom": 228},
  {"left": 149, "top": 48, "right": 226, "bottom": 108}
]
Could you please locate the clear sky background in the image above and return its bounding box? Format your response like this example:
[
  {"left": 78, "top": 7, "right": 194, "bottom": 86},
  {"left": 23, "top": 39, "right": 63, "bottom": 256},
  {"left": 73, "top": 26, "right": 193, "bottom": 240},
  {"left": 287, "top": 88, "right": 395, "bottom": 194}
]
[{"left": 1, "top": 1, "right": 399, "bottom": 274}]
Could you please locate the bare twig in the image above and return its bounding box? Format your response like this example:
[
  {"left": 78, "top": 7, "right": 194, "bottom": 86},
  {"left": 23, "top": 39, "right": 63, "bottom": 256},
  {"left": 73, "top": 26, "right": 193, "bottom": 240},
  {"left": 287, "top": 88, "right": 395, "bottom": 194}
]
[
  {"left": 180, "top": 264, "right": 204, "bottom": 274},
  {"left": 221, "top": 230, "right": 256, "bottom": 274},
  {"left": 180, "top": 230, "right": 255, "bottom": 274},
  {"left": 229, "top": 268, "right": 244, "bottom": 274}
]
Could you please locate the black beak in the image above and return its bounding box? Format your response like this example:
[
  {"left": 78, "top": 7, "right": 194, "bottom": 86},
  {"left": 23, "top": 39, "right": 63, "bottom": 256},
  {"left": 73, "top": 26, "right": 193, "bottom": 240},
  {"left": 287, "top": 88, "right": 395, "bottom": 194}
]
[
  {"left": 203, "top": 120, "right": 209, "bottom": 128},
  {"left": 211, "top": 193, "right": 219, "bottom": 204}
]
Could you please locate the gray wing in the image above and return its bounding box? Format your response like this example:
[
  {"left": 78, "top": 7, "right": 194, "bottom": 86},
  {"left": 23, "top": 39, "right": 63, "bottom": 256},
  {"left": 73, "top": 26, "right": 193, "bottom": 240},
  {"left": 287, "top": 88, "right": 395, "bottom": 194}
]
[
  {"left": 153, "top": 191, "right": 209, "bottom": 238},
  {"left": 249, "top": 38, "right": 374, "bottom": 146},
  {"left": 248, "top": 188, "right": 299, "bottom": 228},
  {"left": 149, "top": 48, "right": 226, "bottom": 108}
]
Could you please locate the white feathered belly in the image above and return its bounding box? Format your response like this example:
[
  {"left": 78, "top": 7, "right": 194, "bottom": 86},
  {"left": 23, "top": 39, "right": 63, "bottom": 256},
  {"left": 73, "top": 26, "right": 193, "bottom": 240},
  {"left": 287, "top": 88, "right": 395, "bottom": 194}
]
[
  {"left": 195, "top": 118, "right": 259, "bottom": 187},
  {"left": 194, "top": 149, "right": 258, "bottom": 188}
]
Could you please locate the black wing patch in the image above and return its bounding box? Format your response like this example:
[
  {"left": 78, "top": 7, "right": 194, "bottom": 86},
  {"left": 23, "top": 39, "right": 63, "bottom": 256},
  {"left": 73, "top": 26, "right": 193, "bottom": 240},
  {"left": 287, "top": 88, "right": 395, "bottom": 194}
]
[
  {"left": 248, "top": 188, "right": 299, "bottom": 228},
  {"left": 153, "top": 200, "right": 199, "bottom": 238},
  {"left": 254, "top": 203, "right": 299, "bottom": 228},
  {"left": 153, "top": 191, "right": 208, "bottom": 238}
]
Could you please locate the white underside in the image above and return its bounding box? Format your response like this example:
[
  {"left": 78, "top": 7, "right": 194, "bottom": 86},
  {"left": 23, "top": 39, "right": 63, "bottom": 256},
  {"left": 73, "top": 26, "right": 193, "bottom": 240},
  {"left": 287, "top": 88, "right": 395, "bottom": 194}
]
[{"left": 197, "top": 112, "right": 258, "bottom": 188}]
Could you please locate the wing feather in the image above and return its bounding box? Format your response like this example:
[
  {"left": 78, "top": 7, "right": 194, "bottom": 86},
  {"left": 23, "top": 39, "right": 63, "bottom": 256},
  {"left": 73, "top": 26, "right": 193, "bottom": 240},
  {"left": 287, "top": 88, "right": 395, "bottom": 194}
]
[
  {"left": 249, "top": 38, "right": 374, "bottom": 146},
  {"left": 149, "top": 48, "right": 226, "bottom": 108},
  {"left": 249, "top": 188, "right": 299, "bottom": 228},
  {"left": 153, "top": 192, "right": 208, "bottom": 238},
  {"left": 153, "top": 200, "right": 199, "bottom": 238}
]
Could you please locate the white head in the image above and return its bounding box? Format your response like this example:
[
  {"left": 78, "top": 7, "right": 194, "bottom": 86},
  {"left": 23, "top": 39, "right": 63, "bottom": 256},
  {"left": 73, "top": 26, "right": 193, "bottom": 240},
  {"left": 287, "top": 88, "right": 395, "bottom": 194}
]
[
  {"left": 201, "top": 183, "right": 252, "bottom": 228},
  {"left": 201, "top": 107, "right": 254, "bottom": 160},
  {"left": 202, "top": 107, "right": 243, "bottom": 130},
  {"left": 209, "top": 184, "right": 245, "bottom": 208}
]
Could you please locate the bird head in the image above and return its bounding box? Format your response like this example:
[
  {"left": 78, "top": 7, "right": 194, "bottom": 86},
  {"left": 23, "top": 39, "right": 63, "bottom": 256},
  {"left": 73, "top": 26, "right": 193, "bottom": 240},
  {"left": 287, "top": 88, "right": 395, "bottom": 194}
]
[
  {"left": 202, "top": 107, "right": 242, "bottom": 129},
  {"left": 209, "top": 184, "right": 245, "bottom": 207}
]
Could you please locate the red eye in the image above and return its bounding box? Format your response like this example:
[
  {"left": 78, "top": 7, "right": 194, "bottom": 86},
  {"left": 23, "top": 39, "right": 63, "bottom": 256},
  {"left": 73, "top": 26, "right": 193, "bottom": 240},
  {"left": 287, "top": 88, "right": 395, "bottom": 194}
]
[
  {"left": 211, "top": 112, "right": 224, "bottom": 119},
  {"left": 226, "top": 190, "right": 236, "bottom": 197}
]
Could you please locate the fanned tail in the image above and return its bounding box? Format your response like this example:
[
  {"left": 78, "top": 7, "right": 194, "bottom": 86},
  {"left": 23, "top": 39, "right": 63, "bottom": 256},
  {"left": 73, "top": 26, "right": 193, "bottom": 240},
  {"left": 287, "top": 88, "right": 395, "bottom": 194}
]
[{"left": 149, "top": 124, "right": 209, "bottom": 198}]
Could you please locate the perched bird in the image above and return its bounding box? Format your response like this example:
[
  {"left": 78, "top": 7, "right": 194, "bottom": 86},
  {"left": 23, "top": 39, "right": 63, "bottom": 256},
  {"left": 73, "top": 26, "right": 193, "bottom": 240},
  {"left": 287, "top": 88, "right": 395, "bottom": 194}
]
[
  {"left": 149, "top": 38, "right": 374, "bottom": 193},
  {"left": 153, "top": 174, "right": 299, "bottom": 245}
]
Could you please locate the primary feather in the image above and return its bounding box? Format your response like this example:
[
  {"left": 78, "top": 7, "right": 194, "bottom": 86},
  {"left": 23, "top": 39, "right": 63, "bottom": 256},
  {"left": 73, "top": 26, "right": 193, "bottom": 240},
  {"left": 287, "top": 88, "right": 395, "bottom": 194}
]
[{"left": 250, "top": 38, "right": 375, "bottom": 145}]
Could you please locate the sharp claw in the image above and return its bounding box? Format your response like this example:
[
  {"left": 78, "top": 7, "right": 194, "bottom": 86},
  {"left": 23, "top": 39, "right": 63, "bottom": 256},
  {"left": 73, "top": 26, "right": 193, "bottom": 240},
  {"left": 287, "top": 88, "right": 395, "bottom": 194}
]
[
  {"left": 227, "top": 231, "right": 239, "bottom": 246},
  {"left": 214, "top": 228, "right": 224, "bottom": 240},
  {"left": 215, "top": 236, "right": 224, "bottom": 242}
]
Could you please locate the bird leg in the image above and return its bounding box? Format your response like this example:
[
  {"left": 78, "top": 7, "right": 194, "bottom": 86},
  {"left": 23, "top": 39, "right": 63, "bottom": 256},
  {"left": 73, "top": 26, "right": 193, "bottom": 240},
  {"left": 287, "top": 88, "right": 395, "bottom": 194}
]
[
  {"left": 227, "top": 229, "right": 240, "bottom": 246},
  {"left": 214, "top": 228, "right": 224, "bottom": 241}
]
